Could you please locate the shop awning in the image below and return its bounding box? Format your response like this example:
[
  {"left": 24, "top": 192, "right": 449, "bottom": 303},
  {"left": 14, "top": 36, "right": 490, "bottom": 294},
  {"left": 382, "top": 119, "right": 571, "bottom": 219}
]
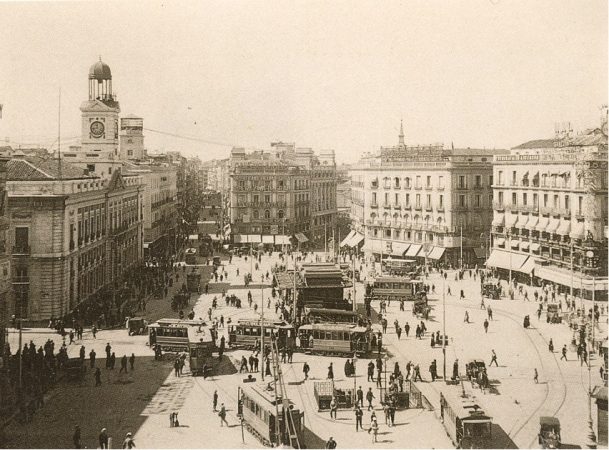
[
  {"left": 520, "top": 242, "right": 530, "bottom": 251},
  {"left": 485, "top": 249, "right": 528, "bottom": 271},
  {"left": 473, "top": 248, "right": 486, "bottom": 259},
  {"left": 495, "top": 238, "right": 506, "bottom": 246},
  {"left": 556, "top": 220, "right": 571, "bottom": 236},
  {"left": 262, "top": 235, "right": 274, "bottom": 244},
  {"left": 505, "top": 213, "right": 518, "bottom": 228},
  {"left": 391, "top": 242, "right": 410, "bottom": 256},
  {"left": 143, "top": 243, "right": 150, "bottom": 249},
  {"left": 491, "top": 214, "right": 505, "bottom": 227},
  {"left": 531, "top": 243, "right": 540, "bottom": 252},
  {"left": 188, "top": 234, "right": 199, "bottom": 241},
  {"left": 405, "top": 244, "right": 422, "bottom": 257},
  {"left": 510, "top": 239, "right": 520, "bottom": 249},
  {"left": 546, "top": 218, "right": 560, "bottom": 234},
  {"left": 247, "top": 235, "right": 261, "bottom": 243},
  {"left": 275, "top": 235, "right": 291, "bottom": 245},
  {"left": 340, "top": 230, "right": 356, "bottom": 247},
  {"left": 519, "top": 257, "right": 536, "bottom": 274},
  {"left": 526, "top": 215, "right": 539, "bottom": 229},
  {"left": 234, "top": 235, "right": 246, "bottom": 244},
  {"left": 209, "top": 234, "right": 222, "bottom": 241},
  {"left": 427, "top": 247, "right": 446, "bottom": 260},
  {"left": 363, "top": 239, "right": 383, "bottom": 253},
  {"left": 570, "top": 221, "right": 585, "bottom": 240},
  {"left": 350, "top": 233, "right": 364, "bottom": 247},
  {"left": 514, "top": 215, "right": 528, "bottom": 229},
  {"left": 535, "top": 216, "right": 549, "bottom": 232},
  {"left": 295, "top": 232, "right": 309, "bottom": 243}
]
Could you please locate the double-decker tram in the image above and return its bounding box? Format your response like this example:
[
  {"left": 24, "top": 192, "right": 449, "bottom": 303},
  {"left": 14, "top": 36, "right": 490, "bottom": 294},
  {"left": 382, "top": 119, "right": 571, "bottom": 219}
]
[
  {"left": 439, "top": 391, "right": 493, "bottom": 449},
  {"left": 228, "top": 319, "right": 294, "bottom": 350},
  {"left": 367, "top": 276, "right": 425, "bottom": 303},
  {"left": 238, "top": 383, "right": 305, "bottom": 447},
  {"left": 297, "top": 323, "right": 372, "bottom": 356}
]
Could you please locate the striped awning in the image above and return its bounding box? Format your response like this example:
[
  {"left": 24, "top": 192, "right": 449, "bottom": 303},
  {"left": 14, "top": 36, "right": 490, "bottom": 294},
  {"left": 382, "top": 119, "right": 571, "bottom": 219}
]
[
  {"left": 405, "top": 244, "right": 422, "bottom": 257},
  {"left": 340, "top": 230, "right": 356, "bottom": 247},
  {"left": 427, "top": 247, "right": 446, "bottom": 260},
  {"left": 546, "top": 218, "right": 560, "bottom": 234},
  {"left": 510, "top": 239, "right": 520, "bottom": 249},
  {"left": 526, "top": 215, "right": 539, "bottom": 229},
  {"left": 570, "top": 221, "right": 585, "bottom": 240},
  {"left": 535, "top": 216, "right": 549, "bottom": 232},
  {"left": 247, "top": 235, "right": 261, "bottom": 243},
  {"left": 505, "top": 213, "right": 518, "bottom": 228},
  {"left": 391, "top": 242, "right": 410, "bottom": 256},
  {"left": 514, "top": 215, "right": 528, "bottom": 229},
  {"left": 492, "top": 214, "right": 505, "bottom": 227},
  {"left": 556, "top": 220, "right": 571, "bottom": 236},
  {"left": 262, "top": 235, "right": 274, "bottom": 244},
  {"left": 485, "top": 249, "right": 528, "bottom": 271}
]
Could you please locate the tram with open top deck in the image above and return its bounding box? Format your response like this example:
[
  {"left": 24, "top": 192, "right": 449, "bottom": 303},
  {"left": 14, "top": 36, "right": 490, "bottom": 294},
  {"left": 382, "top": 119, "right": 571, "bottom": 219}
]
[{"left": 148, "top": 318, "right": 210, "bottom": 352}]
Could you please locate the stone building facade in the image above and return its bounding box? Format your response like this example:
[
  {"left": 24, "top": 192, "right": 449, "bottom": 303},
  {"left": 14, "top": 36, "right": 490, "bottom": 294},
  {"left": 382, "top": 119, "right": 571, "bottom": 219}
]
[
  {"left": 228, "top": 143, "right": 337, "bottom": 248},
  {"left": 349, "top": 124, "right": 506, "bottom": 266},
  {"left": 488, "top": 118, "right": 608, "bottom": 299},
  {"left": 6, "top": 156, "right": 143, "bottom": 322}
]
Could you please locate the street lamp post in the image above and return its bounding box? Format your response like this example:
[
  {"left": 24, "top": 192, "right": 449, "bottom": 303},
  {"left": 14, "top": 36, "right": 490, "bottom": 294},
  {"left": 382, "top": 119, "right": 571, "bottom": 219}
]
[
  {"left": 442, "top": 273, "right": 446, "bottom": 381},
  {"left": 587, "top": 276, "right": 597, "bottom": 449}
]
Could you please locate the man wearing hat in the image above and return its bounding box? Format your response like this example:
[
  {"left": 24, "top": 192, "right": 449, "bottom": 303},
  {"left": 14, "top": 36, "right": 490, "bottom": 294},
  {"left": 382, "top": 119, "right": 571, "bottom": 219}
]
[
  {"left": 122, "top": 432, "right": 135, "bottom": 449},
  {"left": 99, "top": 428, "right": 109, "bottom": 449},
  {"left": 325, "top": 437, "right": 337, "bottom": 449}
]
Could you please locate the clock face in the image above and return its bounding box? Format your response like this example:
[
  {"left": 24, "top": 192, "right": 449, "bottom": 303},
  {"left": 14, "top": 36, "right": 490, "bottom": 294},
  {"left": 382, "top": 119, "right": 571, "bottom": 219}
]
[{"left": 90, "top": 121, "right": 105, "bottom": 138}]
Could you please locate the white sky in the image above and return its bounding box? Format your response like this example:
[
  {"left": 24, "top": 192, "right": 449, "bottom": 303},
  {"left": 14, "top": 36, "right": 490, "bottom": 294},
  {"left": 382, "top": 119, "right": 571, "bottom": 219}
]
[{"left": 0, "top": 0, "right": 606, "bottom": 163}]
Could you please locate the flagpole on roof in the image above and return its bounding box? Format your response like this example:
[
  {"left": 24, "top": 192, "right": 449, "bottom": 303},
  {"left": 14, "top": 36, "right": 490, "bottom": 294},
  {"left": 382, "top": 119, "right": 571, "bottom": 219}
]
[{"left": 58, "top": 87, "right": 62, "bottom": 181}]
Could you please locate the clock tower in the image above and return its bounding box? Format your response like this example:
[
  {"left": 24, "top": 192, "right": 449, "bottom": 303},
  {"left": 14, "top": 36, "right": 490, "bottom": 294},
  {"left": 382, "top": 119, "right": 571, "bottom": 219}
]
[{"left": 80, "top": 58, "right": 120, "bottom": 160}]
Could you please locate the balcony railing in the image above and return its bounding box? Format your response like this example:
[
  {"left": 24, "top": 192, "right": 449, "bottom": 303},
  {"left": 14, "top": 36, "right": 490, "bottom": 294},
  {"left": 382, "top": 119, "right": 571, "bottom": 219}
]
[
  {"left": 370, "top": 202, "right": 378, "bottom": 208},
  {"left": 12, "top": 276, "right": 30, "bottom": 283},
  {"left": 493, "top": 201, "right": 505, "bottom": 210},
  {"left": 12, "top": 245, "right": 30, "bottom": 255}
]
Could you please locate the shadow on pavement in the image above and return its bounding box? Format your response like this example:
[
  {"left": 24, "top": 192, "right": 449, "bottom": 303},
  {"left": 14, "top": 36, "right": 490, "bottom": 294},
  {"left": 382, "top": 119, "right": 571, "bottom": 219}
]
[
  {"left": 489, "top": 423, "right": 518, "bottom": 449},
  {"left": 2, "top": 356, "right": 173, "bottom": 449},
  {"left": 303, "top": 426, "right": 327, "bottom": 449}
]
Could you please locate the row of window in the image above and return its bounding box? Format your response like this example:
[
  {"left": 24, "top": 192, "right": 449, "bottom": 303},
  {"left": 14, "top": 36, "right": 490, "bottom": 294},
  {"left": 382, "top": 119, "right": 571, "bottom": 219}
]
[
  {"left": 370, "top": 192, "right": 493, "bottom": 209},
  {"left": 496, "top": 191, "right": 582, "bottom": 212},
  {"left": 371, "top": 175, "right": 491, "bottom": 190}
]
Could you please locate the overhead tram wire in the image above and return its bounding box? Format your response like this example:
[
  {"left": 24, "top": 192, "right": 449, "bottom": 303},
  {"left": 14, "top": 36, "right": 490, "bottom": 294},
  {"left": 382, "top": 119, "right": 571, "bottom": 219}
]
[{"left": 143, "top": 128, "right": 236, "bottom": 147}]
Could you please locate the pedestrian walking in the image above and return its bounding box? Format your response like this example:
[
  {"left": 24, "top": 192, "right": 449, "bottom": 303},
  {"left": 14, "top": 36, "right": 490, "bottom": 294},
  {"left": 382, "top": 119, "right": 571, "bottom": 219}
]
[
  {"left": 99, "top": 428, "right": 109, "bottom": 449},
  {"left": 213, "top": 390, "right": 218, "bottom": 411},
  {"left": 120, "top": 355, "right": 128, "bottom": 373},
  {"left": 464, "top": 311, "right": 469, "bottom": 323},
  {"left": 219, "top": 403, "right": 229, "bottom": 427},
  {"left": 92, "top": 325, "right": 97, "bottom": 339},
  {"left": 355, "top": 406, "right": 363, "bottom": 431},
  {"left": 89, "top": 349, "right": 96, "bottom": 368},
  {"left": 122, "top": 432, "right": 135, "bottom": 449},
  {"left": 327, "top": 362, "right": 334, "bottom": 380},
  {"left": 129, "top": 353, "right": 135, "bottom": 371},
  {"left": 490, "top": 350, "right": 498, "bottom": 367},
  {"left": 404, "top": 322, "right": 410, "bottom": 337},
  {"left": 561, "top": 345, "right": 568, "bottom": 361},
  {"left": 73, "top": 425, "right": 82, "bottom": 449},
  {"left": 549, "top": 339, "right": 554, "bottom": 353},
  {"left": 95, "top": 368, "right": 102, "bottom": 386},
  {"left": 303, "top": 362, "right": 310, "bottom": 380},
  {"left": 326, "top": 437, "right": 337, "bottom": 449},
  {"left": 369, "top": 417, "right": 379, "bottom": 443},
  {"left": 534, "top": 368, "right": 539, "bottom": 384},
  {"left": 367, "top": 361, "right": 374, "bottom": 382},
  {"left": 366, "top": 387, "right": 375, "bottom": 410},
  {"left": 330, "top": 397, "right": 338, "bottom": 420},
  {"left": 356, "top": 386, "right": 364, "bottom": 407},
  {"left": 483, "top": 319, "right": 489, "bottom": 333}
]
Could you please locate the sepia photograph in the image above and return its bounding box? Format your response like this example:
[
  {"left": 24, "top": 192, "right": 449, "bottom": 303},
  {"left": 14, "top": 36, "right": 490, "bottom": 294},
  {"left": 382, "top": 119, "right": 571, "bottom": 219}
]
[{"left": 0, "top": 1, "right": 607, "bottom": 448}]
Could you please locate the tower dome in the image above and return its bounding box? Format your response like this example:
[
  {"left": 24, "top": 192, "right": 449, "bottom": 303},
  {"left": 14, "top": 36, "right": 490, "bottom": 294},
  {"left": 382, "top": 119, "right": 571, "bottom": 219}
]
[{"left": 89, "top": 58, "right": 112, "bottom": 81}]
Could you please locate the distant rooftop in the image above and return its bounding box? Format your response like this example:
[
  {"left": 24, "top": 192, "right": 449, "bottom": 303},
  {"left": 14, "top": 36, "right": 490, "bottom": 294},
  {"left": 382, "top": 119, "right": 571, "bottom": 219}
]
[{"left": 8, "top": 156, "right": 94, "bottom": 181}]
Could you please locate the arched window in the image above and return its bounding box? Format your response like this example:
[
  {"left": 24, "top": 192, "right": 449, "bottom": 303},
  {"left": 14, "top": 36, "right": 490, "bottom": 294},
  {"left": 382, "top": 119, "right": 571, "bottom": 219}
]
[
  {"left": 405, "top": 177, "right": 411, "bottom": 189},
  {"left": 278, "top": 210, "right": 284, "bottom": 219},
  {"left": 414, "top": 215, "right": 420, "bottom": 225},
  {"left": 403, "top": 214, "right": 410, "bottom": 224},
  {"left": 264, "top": 210, "right": 271, "bottom": 219},
  {"left": 253, "top": 210, "right": 259, "bottom": 219}
]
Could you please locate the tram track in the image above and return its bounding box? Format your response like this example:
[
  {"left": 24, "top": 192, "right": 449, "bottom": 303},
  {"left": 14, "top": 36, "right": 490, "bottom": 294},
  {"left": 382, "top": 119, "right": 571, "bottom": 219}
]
[{"left": 444, "top": 299, "right": 568, "bottom": 448}]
